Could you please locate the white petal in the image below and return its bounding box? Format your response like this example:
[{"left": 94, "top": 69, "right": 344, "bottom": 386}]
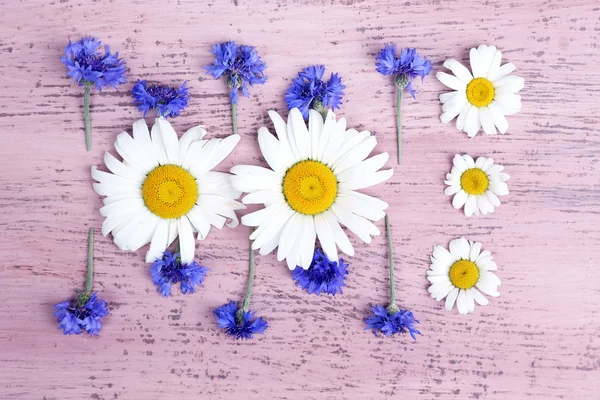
[
  {"left": 251, "top": 204, "right": 294, "bottom": 250},
  {"left": 441, "top": 94, "right": 468, "bottom": 124},
  {"left": 152, "top": 118, "right": 180, "bottom": 165},
  {"left": 103, "top": 152, "right": 146, "bottom": 183},
  {"left": 494, "top": 76, "right": 525, "bottom": 94},
  {"left": 471, "top": 288, "right": 489, "bottom": 305},
  {"left": 445, "top": 288, "right": 459, "bottom": 311},
  {"left": 486, "top": 49, "right": 503, "bottom": 81},
  {"left": 276, "top": 212, "right": 302, "bottom": 261},
  {"left": 452, "top": 190, "right": 468, "bottom": 210},
  {"left": 456, "top": 289, "right": 468, "bottom": 314},
  {"left": 332, "top": 136, "right": 377, "bottom": 175},
  {"left": 179, "top": 125, "right": 207, "bottom": 161},
  {"left": 288, "top": 108, "right": 311, "bottom": 160},
  {"left": 437, "top": 72, "right": 467, "bottom": 91},
  {"left": 469, "top": 241, "right": 482, "bottom": 261},
  {"left": 486, "top": 191, "right": 501, "bottom": 207},
  {"left": 324, "top": 211, "right": 354, "bottom": 256},
  {"left": 145, "top": 219, "right": 170, "bottom": 263},
  {"left": 331, "top": 204, "right": 380, "bottom": 244},
  {"left": 495, "top": 63, "right": 516, "bottom": 80},
  {"left": 455, "top": 103, "right": 471, "bottom": 131},
  {"left": 479, "top": 107, "right": 496, "bottom": 136},
  {"left": 258, "top": 127, "right": 293, "bottom": 173},
  {"left": 189, "top": 134, "right": 240, "bottom": 178},
  {"left": 464, "top": 106, "right": 481, "bottom": 138},
  {"left": 443, "top": 59, "right": 473, "bottom": 83},
  {"left": 469, "top": 47, "right": 485, "bottom": 78},
  {"left": 495, "top": 93, "right": 522, "bottom": 115},
  {"left": 230, "top": 165, "right": 281, "bottom": 193},
  {"left": 132, "top": 119, "right": 160, "bottom": 169},
  {"left": 336, "top": 190, "right": 388, "bottom": 221},
  {"left": 178, "top": 217, "right": 195, "bottom": 264},
  {"left": 337, "top": 168, "right": 393, "bottom": 191},
  {"left": 299, "top": 216, "right": 316, "bottom": 269},
  {"left": 186, "top": 205, "right": 212, "bottom": 240},
  {"left": 114, "top": 131, "right": 153, "bottom": 173},
  {"left": 314, "top": 213, "right": 337, "bottom": 261},
  {"left": 440, "top": 90, "right": 461, "bottom": 104},
  {"left": 465, "top": 289, "right": 476, "bottom": 313},
  {"left": 464, "top": 195, "right": 477, "bottom": 217},
  {"left": 308, "top": 109, "right": 324, "bottom": 160},
  {"left": 320, "top": 117, "right": 347, "bottom": 165}
]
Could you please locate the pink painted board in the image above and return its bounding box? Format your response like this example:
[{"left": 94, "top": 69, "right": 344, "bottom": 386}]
[{"left": 0, "top": 0, "right": 598, "bottom": 399}]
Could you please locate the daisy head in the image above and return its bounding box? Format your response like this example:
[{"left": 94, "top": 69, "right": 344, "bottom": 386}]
[
  {"left": 231, "top": 108, "right": 393, "bottom": 270},
  {"left": 92, "top": 118, "right": 244, "bottom": 264},
  {"left": 444, "top": 154, "right": 510, "bottom": 217},
  {"left": 437, "top": 44, "right": 524, "bottom": 137},
  {"left": 427, "top": 238, "right": 501, "bottom": 315}
]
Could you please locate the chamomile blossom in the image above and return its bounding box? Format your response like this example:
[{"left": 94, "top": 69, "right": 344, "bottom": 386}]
[
  {"left": 427, "top": 238, "right": 501, "bottom": 315},
  {"left": 444, "top": 154, "right": 510, "bottom": 217},
  {"left": 92, "top": 118, "right": 244, "bottom": 264},
  {"left": 437, "top": 44, "right": 524, "bottom": 138},
  {"left": 231, "top": 108, "right": 393, "bottom": 270}
]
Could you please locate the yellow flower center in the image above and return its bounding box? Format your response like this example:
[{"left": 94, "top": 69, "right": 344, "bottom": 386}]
[
  {"left": 449, "top": 260, "right": 480, "bottom": 289},
  {"left": 460, "top": 168, "right": 489, "bottom": 195},
  {"left": 142, "top": 165, "right": 198, "bottom": 219},
  {"left": 282, "top": 160, "right": 338, "bottom": 215},
  {"left": 466, "top": 77, "right": 495, "bottom": 107}
]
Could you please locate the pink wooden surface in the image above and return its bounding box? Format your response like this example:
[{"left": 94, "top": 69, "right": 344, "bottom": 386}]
[{"left": 1, "top": 0, "right": 599, "bottom": 399}]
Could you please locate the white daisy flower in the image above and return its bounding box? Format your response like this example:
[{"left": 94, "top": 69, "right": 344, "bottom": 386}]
[
  {"left": 92, "top": 117, "right": 244, "bottom": 264},
  {"left": 437, "top": 44, "right": 524, "bottom": 137},
  {"left": 231, "top": 108, "right": 393, "bottom": 270},
  {"left": 427, "top": 238, "right": 501, "bottom": 314},
  {"left": 444, "top": 154, "right": 510, "bottom": 217}
]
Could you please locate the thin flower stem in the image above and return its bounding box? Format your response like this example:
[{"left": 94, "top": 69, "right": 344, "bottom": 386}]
[
  {"left": 83, "top": 83, "right": 92, "bottom": 151},
  {"left": 236, "top": 234, "right": 255, "bottom": 325},
  {"left": 396, "top": 87, "right": 403, "bottom": 164},
  {"left": 385, "top": 215, "right": 399, "bottom": 314},
  {"left": 231, "top": 102, "right": 238, "bottom": 136},
  {"left": 86, "top": 228, "right": 94, "bottom": 294}
]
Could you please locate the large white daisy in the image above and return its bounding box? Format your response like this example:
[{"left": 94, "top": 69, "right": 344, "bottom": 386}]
[
  {"left": 437, "top": 44, "right": 524, "bottom": 137},
  {"left": 231, "top": 108, "right": 393, "bottom": 270},
  {"left": 427, "top": 238, "right": 501, "bottom": 314},
  {"left": 444, "top": 154, "right": 510, "bottom": 217},
  {"left": 92, "top": 117, "right": 244, "bottom": 264}
]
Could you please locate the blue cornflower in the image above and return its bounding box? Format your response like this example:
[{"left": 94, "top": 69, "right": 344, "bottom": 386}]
[
  {"left": 53, "top": 292, "right": 109, "bottom": 336},
  {"left": 292, "top": 249, "right": 349, "bottom": 296},
  {"left": 365, "top": 304, "right": 421, "bottom": 340},
  {"left": 131, "top": 80, "right": 190, "bottom": 118},
  {"left": 61, "top": 36, "right": 126, "bottom": 151},
  {"left": 213, "top": 300, "right": 268, "bottom": 340},
  {"left": 285, "top": 65, "right": 345, "bottom": 120},
  {"left": 61, "top": 36, "right": 126, "bottom": 91},
  {"left": 150, "top": 251, "right": 208, "bottom": 297},
  {"left": 205, "top": 41, "right": 267, "bottom": 105},
  {"left": 375, "top": 44, "right": 432, "bottom": 99}
]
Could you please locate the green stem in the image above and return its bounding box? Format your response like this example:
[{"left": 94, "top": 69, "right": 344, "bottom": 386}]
[
  {"left": 86, "top": 228, "right": 94, "bottom": 294},
  {"left": 83, "top": 83, "right": 92, "bottom": 151},
  {"left": 236, "top": 236, "right": 255, "bottom": 325},
  {"left": 385, "top": 215, "right": 399, "bottom": 314},
  {"left": 395, "top": 87, "right": 403, "bottom": 165},
  {"left": 231, "top": 102, "right": 238, "bottom": 136}
]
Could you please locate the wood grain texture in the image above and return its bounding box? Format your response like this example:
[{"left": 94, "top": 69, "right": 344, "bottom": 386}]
[{"left": 0, "top": 0, "right": 599, "bottom": 399}]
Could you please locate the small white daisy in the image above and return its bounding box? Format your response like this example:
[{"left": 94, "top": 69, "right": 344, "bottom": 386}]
[
  {"left": 437, "top": 44, "right": 524, "bottom": 138},
  {"left": 231, "top": 108, "right": 393, "bottom": 270},
  {"left": 92, "top": 117, "right": 244, "bottom": 264},
  {"left": 427, "top": 238, "right": 501, "bottom": 314},
  {"left": 444, "top": 154, "right": 510, "bottom": 217}
]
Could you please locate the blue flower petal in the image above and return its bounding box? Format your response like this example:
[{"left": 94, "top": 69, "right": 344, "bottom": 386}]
[
  {"left": 365, "top": 304, "right": 421, "bottom": 340},
  {"left": 291, "top": 249, "right": 349, "bottom": 296},
  {"left": 213, "top": 300, "right": 268, "bottom": 340}
]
